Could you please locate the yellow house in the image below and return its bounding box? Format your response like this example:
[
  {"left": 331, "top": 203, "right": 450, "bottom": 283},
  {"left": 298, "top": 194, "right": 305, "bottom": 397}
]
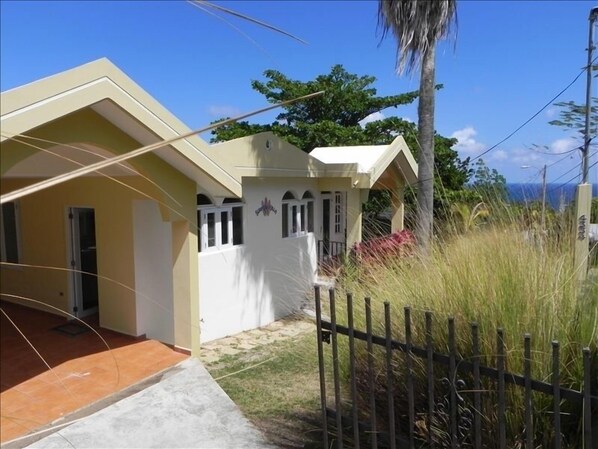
[
  {"left": 1, "top": 59, "right": 241, "bottom": 355},
  {"left": 1, "top": 59, "right": 417, "bottom": 349}
]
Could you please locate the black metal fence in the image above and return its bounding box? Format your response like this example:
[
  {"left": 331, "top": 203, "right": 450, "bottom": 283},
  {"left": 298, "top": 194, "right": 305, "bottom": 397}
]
[{"left": 314, "top": 286, "right": 598, "bottom": 449}]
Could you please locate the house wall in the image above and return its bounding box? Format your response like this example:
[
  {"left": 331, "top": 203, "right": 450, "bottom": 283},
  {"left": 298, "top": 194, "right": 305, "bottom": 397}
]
[
  {"left": 199, "top": 177, "right": 319, "bottom": 342},
  {"left": 1, "top": 108, "right": 198, "bottom": 351},
  {"left": 133, "top": 200, "right": 174, "bottom": 344},
  {"left": 1, "top": 176, "right": 140, "bottom": 335}
]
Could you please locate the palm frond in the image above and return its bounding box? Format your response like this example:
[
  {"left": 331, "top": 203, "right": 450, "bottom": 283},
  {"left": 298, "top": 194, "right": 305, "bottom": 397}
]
[
  {"left": 1, "top": 91, "right": 324, "bottom": 204},
  {"left": 378, "top": 0, "right": 457, "bottom": 74},
  {"left": 191, "top": 1, "right": 308, "bottom": 45},
  {"left": 188, "top": 1, "right": 271, "bottom": 58}
]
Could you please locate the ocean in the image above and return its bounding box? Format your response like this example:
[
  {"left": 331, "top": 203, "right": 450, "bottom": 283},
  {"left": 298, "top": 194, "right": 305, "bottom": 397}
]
[{"left": 507, "top": 183, "right": 598, "bottom": 210}]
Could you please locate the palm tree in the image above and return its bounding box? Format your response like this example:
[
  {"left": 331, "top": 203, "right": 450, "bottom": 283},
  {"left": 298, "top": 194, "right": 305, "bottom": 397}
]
[{"left": 378, "top": 0, "right": 457, "bottom": 254}]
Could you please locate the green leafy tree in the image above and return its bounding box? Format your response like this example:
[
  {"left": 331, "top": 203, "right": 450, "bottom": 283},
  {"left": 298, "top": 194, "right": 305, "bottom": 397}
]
[
  {"left": 212, "top": 65, "right": 419, "bottom": 149},
  {"left": 549, "top": 98, "right": 598, "bottom": 140},
  {"left": 470, "top": 158, "right": 508, "bottom": 203},
  {"left": 211, "top": 66, "right": 471, "bottom": 228},
  {"left": 378, "top": 0, "right": 457, "bottom": 253}
]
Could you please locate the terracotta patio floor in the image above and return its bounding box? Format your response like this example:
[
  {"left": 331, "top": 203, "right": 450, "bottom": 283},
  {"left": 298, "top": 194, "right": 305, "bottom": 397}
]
[{"left": 0, "top": 301, "right": 188, "bottom": 444}]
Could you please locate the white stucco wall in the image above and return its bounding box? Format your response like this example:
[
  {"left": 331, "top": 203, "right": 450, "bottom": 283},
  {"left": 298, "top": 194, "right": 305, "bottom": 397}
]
[
  {"left": 199, "top": 178, "right": 319, "bottom": 343},
  {"left": 133, "top": 200, "right": 174, "bottom": 344}
]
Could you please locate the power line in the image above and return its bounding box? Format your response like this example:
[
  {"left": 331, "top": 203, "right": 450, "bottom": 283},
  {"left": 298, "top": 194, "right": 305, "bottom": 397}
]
[
  {"left": 547, "top": 150, "right": 578, "bottom": 169},
  {"left": 527, "top": 139, "right": 590, "bottom": 156},
  {"left": 472, "top": 56, "right": 597, "bottom": 162},
  {"left": 547, "top": 152, "right": 597, "bottom": 193}
]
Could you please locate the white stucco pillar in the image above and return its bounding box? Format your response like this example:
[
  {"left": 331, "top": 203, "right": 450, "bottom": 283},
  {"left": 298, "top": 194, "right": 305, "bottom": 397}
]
[
  {"left": 346, "top": 188, "right": 363, "bottom": 249},
  {"left": 391, "top": 178, "right": 405, "bottom": 233}
]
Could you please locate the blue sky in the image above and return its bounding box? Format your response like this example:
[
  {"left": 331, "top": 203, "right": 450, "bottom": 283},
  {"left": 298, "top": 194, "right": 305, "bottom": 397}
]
[{"left": 1, "top": 0, "right": 596, "bottom": 184}]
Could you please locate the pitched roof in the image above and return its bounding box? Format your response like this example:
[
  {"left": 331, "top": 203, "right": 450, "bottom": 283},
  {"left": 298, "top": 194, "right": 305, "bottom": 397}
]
[
  {"left": 1, "top": 58, "right": 241, "bottom": 197},
  {"left": 208, "top": 132, "right": 418, "bottom": 189},
  {"left": 310, "top": 136, "right": 418, "bottom": 187}
]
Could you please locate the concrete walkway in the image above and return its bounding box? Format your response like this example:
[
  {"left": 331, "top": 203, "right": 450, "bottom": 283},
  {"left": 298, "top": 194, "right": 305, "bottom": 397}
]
[
  {"left": 199, "top": 315, "right": 315, "bottom": 365},
  {"left": 24, "top": 359, "right": 275, "bottom": 449}
]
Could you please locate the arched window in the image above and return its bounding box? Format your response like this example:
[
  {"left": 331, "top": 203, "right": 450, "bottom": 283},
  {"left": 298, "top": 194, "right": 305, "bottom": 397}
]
[
  {"left": 197, "top": 195, "right": 244, "bottom": 252},
  {"left": 282, "top": 190, "right": 315, "bottom": 238},
  {"left": 281, "top": 191, "right": 296, "bottom": 238},
  {"left": 197, "top": 194, "right": 213, "bottom": 206},
  {"left": 302, "top": 191, "right": 315, "bottom": 233}
]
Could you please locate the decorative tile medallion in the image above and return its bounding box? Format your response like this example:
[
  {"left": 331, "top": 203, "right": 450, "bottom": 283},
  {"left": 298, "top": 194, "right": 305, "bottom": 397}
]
[{"left": 255, "top": 197, "right": 277, "bottom": 216}]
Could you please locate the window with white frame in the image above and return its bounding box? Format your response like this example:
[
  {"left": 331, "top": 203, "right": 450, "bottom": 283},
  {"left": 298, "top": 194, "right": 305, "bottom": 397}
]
[
  {"left": 282, "top": 190, "right": 315, "bottom": 238},
  {"left": 1, "top": 201, "right": 20, "bottom": 263},
  {"left": 197, "top": 195, "right": 243, "bottom": 252},
  {"left": 302, "top": 191, "right": 315, "bottom": 233}
]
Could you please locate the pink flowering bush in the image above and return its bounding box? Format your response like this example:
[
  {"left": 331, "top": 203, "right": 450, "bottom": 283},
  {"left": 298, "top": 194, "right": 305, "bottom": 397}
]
[{"left": 351, "top": 230, "right": 415, "bottom": 263}]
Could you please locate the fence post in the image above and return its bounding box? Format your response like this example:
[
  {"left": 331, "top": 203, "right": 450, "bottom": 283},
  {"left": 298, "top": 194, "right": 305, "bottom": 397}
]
[
  {"left": 330, "top": 288, "right": 343, "bottom": 449},
  {"left": 448, "top": 317, "right": 457, "bottom": 449},
  {"left": 497, "top": 328, "right": 506, "bottom": 449},
  {"left": 552, "top": 341, "right": 561, "bottom": 449},
  {"left": 404, "top": 307, "right": 415, "bottom": 449},
  {"left": 524, "top": 334, "right": 533, "bottom": 449},
  {"left": 425, "top": 312, "right": 435, "bottom": 448},
  {"left": 365, "top": 298, "right": 378, "bottom": 449},
  {"left": 315, "top": 286, "right": 329, "bottom": 449},
  {"left": 384, "top": 302, "right": 396, "bottom": 449},
  {"left": 347, "top": 293, "right": 360, "bottom": 449},
  {"left": 471, "top": 322, "right": 481, "bottom": 449},
  {"left": 583, "top": 347, "right": 593, "bottom": 449}
]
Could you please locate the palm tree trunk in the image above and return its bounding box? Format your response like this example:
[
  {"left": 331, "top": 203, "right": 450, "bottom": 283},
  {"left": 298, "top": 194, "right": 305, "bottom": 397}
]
[{"left": 415, "top": 44, "right": 436, "bottom": 254}]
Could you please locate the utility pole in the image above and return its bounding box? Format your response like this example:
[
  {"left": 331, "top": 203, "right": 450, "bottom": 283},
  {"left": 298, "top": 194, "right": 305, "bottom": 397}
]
[
  {"left": 521, "top": 164, "right": 547, "bottom": 232},
  {"left": 574, "top": 6, "right": 598, "bottom": 281}
]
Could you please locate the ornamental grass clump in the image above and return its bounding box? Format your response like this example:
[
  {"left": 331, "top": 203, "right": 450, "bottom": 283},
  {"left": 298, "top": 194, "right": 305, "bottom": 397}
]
[{"left": 332, "top": 224, "right": 597, "bottom": 448}]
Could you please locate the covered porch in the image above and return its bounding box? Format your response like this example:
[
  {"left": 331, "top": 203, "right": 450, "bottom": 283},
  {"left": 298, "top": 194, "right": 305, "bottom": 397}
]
[{"left": 0, "top": 300, "right": 187, "bottom": 444}]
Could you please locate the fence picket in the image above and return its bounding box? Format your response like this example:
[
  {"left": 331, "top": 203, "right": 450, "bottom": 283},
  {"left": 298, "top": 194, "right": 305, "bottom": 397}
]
[
  {"left": 582, "top": 347, "right": 592, "bottom": 449},
  {"left": 404, "top": 307, "right": 415, "bottom": 449},
  {"left": 448, "top": 318, "right": 457, "bottom": 449},
  {"left": 347, "top": 294, "right": 360, "bottom": 449},
  {"left": 314, "top": 286, "right": 329, "bottom": 449},
  {"left": 524, "top": 334, "right": 533, "bottom": 449},
  {"left": 365, "top": 298, "right": 378, "bottom": 449},
  {"left": 497, "top": 328, "right": 506, "bottom": 449},
  {"left": 329, "top": 288, "right": 343, "bottom": 449},
  {"left": 316, "top": 288, "right": 593, "bottom": 448},
  {"left": 471, "top": 322, "right": 482, "bottom": 449},
  {"left": 384, "top": 302, "right": 396, "bottom": 449},
  {"left": 425, "top": 311, "right": 435, "bottom": 448},
  {"left": 553, "top": 341, "right": 561, "bottom": 449}
]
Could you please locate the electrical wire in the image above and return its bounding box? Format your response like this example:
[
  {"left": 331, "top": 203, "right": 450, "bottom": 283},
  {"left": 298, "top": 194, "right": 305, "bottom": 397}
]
[
  {"left": 471, "top": 56, "right": 597, "bottom": 162},
  {"left": 547, "top": 152, "right": 597, "bottom": 193}
]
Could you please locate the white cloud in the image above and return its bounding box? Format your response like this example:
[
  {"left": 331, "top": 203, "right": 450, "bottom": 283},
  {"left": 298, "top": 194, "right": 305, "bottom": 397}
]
[
  {"left": 450, "top": 126, "right": 486, "bottom": 154},
  {"left": 511, "top": 148, "right": 543, "bottom": 165},
  {"left": 401, "top": 116, "right": 414, "bottom": 123},
  {"left": 490, "top": 149, "right": 508, "bottom": 161},
  {"left": 549, "top": 137, "right": 578, "bottom": 154},
  {"left": 207, "top": 105, "right": 241, "bottom": 117},
  {"left": 545, "top": 107, "right": 558, "bottom": 119},
  {"left": 359, "top": 111, "right": 385, "bottom": 127}
]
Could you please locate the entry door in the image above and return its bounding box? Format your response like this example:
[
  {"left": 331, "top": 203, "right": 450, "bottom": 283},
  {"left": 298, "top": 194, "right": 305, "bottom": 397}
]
[{"left": 69, "top": 207, "right": 99, "bottom": 317}]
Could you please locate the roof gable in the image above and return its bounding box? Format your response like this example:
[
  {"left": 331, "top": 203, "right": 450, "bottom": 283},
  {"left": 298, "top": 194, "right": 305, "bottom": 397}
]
[{"left": 1, "top": 58, "right": 242, "bottom": 197}]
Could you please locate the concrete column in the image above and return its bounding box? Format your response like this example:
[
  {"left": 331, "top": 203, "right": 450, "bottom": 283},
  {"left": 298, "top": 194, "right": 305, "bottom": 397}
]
[
  {"left": 345, "top": 188, "right": 363, "bottom": 249},
  {"left": 574, "top": 183, "right": 592, "bottom": 281},
  {"left": 391, "top": 178, "right": 405, "bottom": 233}
]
